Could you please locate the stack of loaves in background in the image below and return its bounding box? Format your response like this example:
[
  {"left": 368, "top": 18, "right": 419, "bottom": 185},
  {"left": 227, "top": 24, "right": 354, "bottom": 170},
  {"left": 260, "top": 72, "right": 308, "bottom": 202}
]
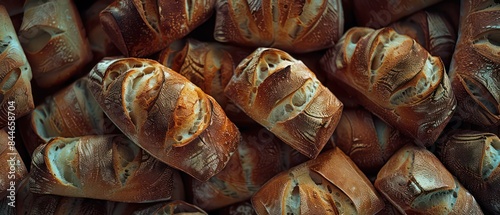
[{"left": 0, "top": 0, "right": 499, "bottom": 214}]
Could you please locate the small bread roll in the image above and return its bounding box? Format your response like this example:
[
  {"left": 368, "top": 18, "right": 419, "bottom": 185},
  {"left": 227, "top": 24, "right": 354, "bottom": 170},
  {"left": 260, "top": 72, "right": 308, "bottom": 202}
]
[
  {"left": 0, "top": 5, "right": 34, "bottom": 128},
  {"left": 252, "top": 147, "right": 385, "bottom": 214},
  {"left": 18, "top": 0, "right": 93, "bottom": 88},
  {"left": 332, "top": 107, "right": 409, "bottom": 175},
  {"left": 30, "top": 135, "right": 184, "bottom": 203},
  {"left": 321, "top": 27, "right": 456, "bottom": 147},
  {"left": 100, "top": 0, "right": 215, "bottom": 57},
  {"left": 225, "top": 48, "right": 343, "bottom": 158},
  {"left": 375, "top": 144, "right": 483, "bottom": 214},
  {"left": 448, "top": 1, "right": 500, "bottom": 127},
  {"left": 88, "top": 57, "right": 240, "bottom": 181},
  {"left": 439, "top": 131, "right": 500, "bottom": 214},
  {"left": 22, "top": 78, "right": 117, "bottom": 156},
  {"left": 214, "top": 0, "right": 344, "bottom": 53}
]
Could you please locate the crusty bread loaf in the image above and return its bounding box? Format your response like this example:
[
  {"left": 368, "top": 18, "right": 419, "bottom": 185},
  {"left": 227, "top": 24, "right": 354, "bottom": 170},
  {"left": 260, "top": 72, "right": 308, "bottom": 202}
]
[
  {"left": 17, "top": 178, "right": 108, "bottom": 215},
  {"left": 353, "top": 0, "right": 443, "bottom": 28},
  {"left": 321, "top": 27, "right": 456, "bottom": 147},
  {"left": 88, "top": 57, "right": 240, "bottom": 181},
  {"left": 439, "top": 131, "right": 500, "bottom": 214},
  {"left": 100, "top": 0, "right": 215, "bottom": 57},
  {"left": 252, "top": 147, "right": 385, "bottom": 214},
  {"left": 22, "top": 78, "right": 118, "bottom": 156},
  {"left": 18, "top": 0, "right": 93, "bottom": 88},
  {"left": 0, "top": 5, "right": 34, "bottom": 128},
  {"left": 390, "top": 5, "right": 458, "bottom": 68},
  {"left": 190, "top": 127, "right": 308, "bottom": 211},
  {"left": 448, "top": 0, "right": 500, "bottom": 127},
  {"left": 214, "top": 0, "right": 344, "bottom": 53},
  {"left": 375, "top": 144, "right": 483, "bottom": 214},
  {"left": 30, "top": 135, "right": 185, "bottom": 203},
  {"left": 158, "top": 39, "right": 255, "bottom": 126},
  {"left": 225, "top": 48, "right": 343, "bottom": 158},
  {"left": 332, "top": 107, "right": 409, "bottom": 175},
  {"left": 0, "top": 128, "right": 28, "bottom": 200}
]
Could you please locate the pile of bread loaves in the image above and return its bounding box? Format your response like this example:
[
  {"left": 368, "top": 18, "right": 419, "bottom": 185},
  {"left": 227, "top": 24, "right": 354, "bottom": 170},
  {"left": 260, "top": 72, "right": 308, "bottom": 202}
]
[{"left": 1, "top": 0, "right": 499, "bottom": 214}]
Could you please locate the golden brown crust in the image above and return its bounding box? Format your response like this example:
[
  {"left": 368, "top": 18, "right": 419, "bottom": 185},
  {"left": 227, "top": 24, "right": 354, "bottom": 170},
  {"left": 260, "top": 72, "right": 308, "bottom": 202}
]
[
  {"left": 332, "top": 107, "right": 409, "bottom": 175},
  {"left": 29, "top": 135, "right": 184, "bottom": 203},
  {"left": 190, "top": 127, "right": 308, "bottom": 211},
  {"left": 0, "top": 6, "right": 35, "bottom": 128},
  {"left": 448, "top": 1, "right": 500, "bottom": 126},
  {"left": 353, "top": 0, "right": 443, "bottom": 28},
  {"left": 321, "top": 27, "right": 456, "bottom": 147},
  {"left": 88, "top": 57, "right": 240, "bottom": 181},
  {"left": 439, "top": 131, "right": 500, "bottom": 214},
  {"left": 251, "top": 148, "right": 385, "bottom": 214},
  {"left": 214, "top": 0, "right": 344, "bottom": 53},
  {"left": 100, "top": 0, "right": 215, "bottom": 57},
  {"left": 18, "top": 0, "right": 92, "bottom": 88},
  {"left": 375, "top": 144, "right": 483, "bottom": 214},
  {"left": 225, "top": 48, "right": 343, "bottom": 158}
]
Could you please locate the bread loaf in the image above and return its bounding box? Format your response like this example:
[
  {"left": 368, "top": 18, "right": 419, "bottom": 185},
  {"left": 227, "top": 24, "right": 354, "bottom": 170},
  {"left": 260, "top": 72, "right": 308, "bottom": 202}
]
[
  {"left": 158, "top": 39, "right": 255, "bottom": 126},
  {"left": 0, "top": 128, "right": 28, "bottom": 200},
  {"left": 88, "top": 57, "right": 240, "bottom": 181},
  {"left": 448, "top": 0, "right": 500, "bottom": 127},
  {"left": 390, "top": 5, "right": 457, "bottom": 68},
  {"left": 23, "top": 78, "right": 117, "bottom": 156},
  {"left": 214, "top": 0, "right": 344, "bottom": 53},
  {"left": 30, "top": 135, "right": 185, "bottom": 203},
  {"left": 225, "top": 48, "right": 343, "bottom": 158},
  {"left": 0, "top": 5, "right": 34, "bottom": 128},
  {"left": 439, "top": 131, "right": 500, "bottom": 214},
  {"left": 321, "top": 27, "right": 456, "bottom": 147},
  {"left": 375, "top": 144, "right": 483, "bottom": 214},
  {"left": 353, "top": 0, "right": 443, "bottom": 28},
  {"left": 215, "top": 201, "right": 256, "bottom": 215},
  {"left": 100, "top": 0, "right": 215, "bottom": 57},
  {"left": 252, "top": 147, "right": 385, "bottom": 214},
  {"left": 332, "top": 107, "right": 409, "bottom": 175},
  {"left": 18, "top": 0, "right": 93, "bottom": 88},
  {"left": 190, "top": 127, "right": 308, "bottom": 211}
]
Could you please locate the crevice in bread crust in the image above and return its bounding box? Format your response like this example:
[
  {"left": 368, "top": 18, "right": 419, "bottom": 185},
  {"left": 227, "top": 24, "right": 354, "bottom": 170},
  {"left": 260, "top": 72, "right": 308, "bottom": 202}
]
[
  {"left": 112, "top": 136, "right": 140, "bottom": 185},
  {"left": 46, "top": 138, "right": 82, "bottom": 188},
  {"left": 482, "top": 136, "right": 500, "bottom": 179},
  {"left": 267, "top": 79, "right": 319, "bottom": 126},
  {"left": 285, "top": 179, "right": 300, "bottom": 215}
]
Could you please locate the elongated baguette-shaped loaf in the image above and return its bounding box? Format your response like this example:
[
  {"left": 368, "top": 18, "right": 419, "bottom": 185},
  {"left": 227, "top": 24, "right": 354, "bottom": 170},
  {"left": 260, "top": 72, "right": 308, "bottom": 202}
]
[
  {"left": 214, "top": 0, "right": 344, "bottom": 53},
  {"left": 0, "top": 128, "right": 28, "bottom": 200},
  {"left": 158, "top": 39, "right": 255, "bottom": 126},
  {"left": 448, "top": 1, "right": 500, "bottom": 127},
  {"left": 191, "top": 127, "right": 308, "bottom": 211},
  {"left": 23, "top": 78, "right": 117, "bottom": 156},
  {"left": 353, "top": 0, "right": 443, "bottom": 28},
  {"left": 225, "top": 48, "right": 343, "bottom": 158},
  {"left": 252, "top": 147, "right": 385, "bottom": 214},
  {"left": 375, "top": 144, "right": 483, "bottom": 214},
  {"left": 100, "top": 0, "right": 215, "bottom": 57},
  {"left": 30, "top": 135, "right": 184, "bottom": 203},
  {"left": 439, "top": 131, "right": 500, "bottom": 214},
  {"left": 0, "top": 6, "right": 34, "bottom": 128},
  {"left": 88, "top": 57, "right": 240, "bottom": 181},
  {"left": 332, "top": 107, "right": 409, "bottom": 175},
  {"left": 321, "top": 27, "right": 456, "bottom": 147},
  {"left": 18, "top": 0, "right": 92, "bottom": 88}
]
